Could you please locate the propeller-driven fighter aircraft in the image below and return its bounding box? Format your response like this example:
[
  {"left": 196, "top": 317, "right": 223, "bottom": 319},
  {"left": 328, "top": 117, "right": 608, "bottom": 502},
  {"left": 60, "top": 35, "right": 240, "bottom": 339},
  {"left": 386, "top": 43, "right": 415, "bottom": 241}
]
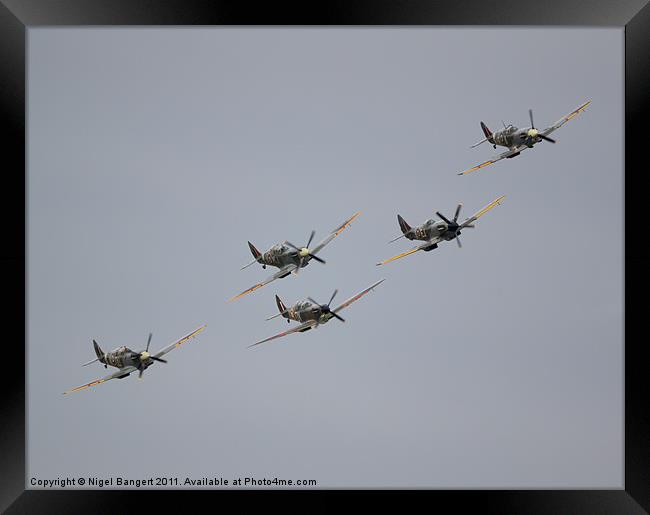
[
  {"left": 249, "top": 279, "right": 385, "bottom": 348},
  {"left": 458, "top": 100, "right": 590, "bottom": 175},
  {"left": 376, "top": 196, "right": 505, "bottom": 266},
  {"left": 64, "top": 325, "right": 207, "bottom": 394},
  {"left": 229, "top": 212, "right": 361, "bottom": 302}
]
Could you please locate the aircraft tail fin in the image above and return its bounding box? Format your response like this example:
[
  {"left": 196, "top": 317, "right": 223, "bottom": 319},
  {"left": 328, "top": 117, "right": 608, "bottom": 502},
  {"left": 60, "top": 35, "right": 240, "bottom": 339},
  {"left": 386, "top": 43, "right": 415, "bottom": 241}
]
[
  {"left": 472, "top": 122, "right": 495, "bottom": 148},
  {"left": 398, "top": 214, "right": 411, "bottom": 234},
  {"left": 266, "top": 295, "right": 291, "bottom": 321},
  {"left": 82, "top": 340, "right": 105, "bottom": 366},
  {"left": 241, "top": 241, "right": 264, "bottom": 270},
  {"left": 276, "top": 295, "right": 289, "bottom": 317},
  {"left": 248, "top": 241, "right": 262, "bottom": 263},
  {"left": 248, "top": 241, "right": 262, "bottom": 261},
  {"left": 389, "top": 214, "right": 414, "bottom": 243},
  {"left": 397, "top": 214, "right": 416, "bottom": 241},
  {"left": 480, "top": 121, "right": 493, "bottom": 139}
]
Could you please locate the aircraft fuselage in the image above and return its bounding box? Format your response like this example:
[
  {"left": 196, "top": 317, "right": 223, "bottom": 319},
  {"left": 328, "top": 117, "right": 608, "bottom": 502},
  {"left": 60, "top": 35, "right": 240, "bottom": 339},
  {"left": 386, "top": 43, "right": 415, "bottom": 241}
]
[
  {"left": 491, "top": 125, "right": 542, "bottom": 149},
  {"left": 285, "top": 300, "right": 332, "bottom": 324},
  {"left": 407, "top": 220, "right": 460, "bottom": 244},
  {"left": 102, "top": 346, "right": 152, "bottom": 371},
  {"left": 261, "top": 243, "right": 309, "bottom": 270}
]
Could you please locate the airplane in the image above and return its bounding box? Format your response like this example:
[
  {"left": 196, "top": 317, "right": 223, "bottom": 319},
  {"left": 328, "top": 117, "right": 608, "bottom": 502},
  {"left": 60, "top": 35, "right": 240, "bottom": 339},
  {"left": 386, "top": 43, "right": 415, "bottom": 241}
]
[
  {"left": 249, "top": 279, "right": 385, "bottom": 348},
  {"left": 376, "top": 196, "right": 505, "bottom": 266},
  {"left": 458, "top": 100, "right": 591, "bottom": 175},
  {"left": 64, "top": 325, "right": 207, "bottom": 394},
  {"left": 229, "top": 212, "right": 361, "bottom": 302}
]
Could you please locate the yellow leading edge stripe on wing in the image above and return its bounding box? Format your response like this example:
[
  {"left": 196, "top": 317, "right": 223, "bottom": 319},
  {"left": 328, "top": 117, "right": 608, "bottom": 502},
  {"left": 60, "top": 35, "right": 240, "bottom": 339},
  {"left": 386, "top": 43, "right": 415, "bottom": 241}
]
[
  {"left": 228, "top": 283, "right": 264, "bottom": 303},
  {"left": 472, "top": 195, "right": 506, "bottom": 220},
  {"left": 564, "top": 100, "right": 591, "bottom": 122},
  {"left": 458, "top": 159, "right": 496, "bottom": 176},
  {"left": 64, "top": 379, "right": 106, "bottom": 395},
  {"left": 333, "top": 211, "right": 361, "bottom": 236},
  {"left": 376, "top": 247, "right": 420, "bottom": 266},
  {"left": 175, "top": 324, "right": 207, "bottom": 347}
]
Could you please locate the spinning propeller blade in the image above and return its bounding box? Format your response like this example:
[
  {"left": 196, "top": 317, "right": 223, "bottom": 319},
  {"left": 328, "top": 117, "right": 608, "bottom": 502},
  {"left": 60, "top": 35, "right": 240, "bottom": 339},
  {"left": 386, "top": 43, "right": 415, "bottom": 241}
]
[
  {"left": 327, "top": 289, "right": 338, "bottom": 307},
  {"left": 527, "top": 108, "right": 555, "bottom": 143},
  {"left": 135, "top": 332, "right": 167, "bottom": 379},
  {"left": 310, "top": 290, "right": 345, "bottom": 323},
  {"left": 305, "top": 230, "right": 315, "bottom": 249},
  {"left": 436, "top": 212, "right": 452, "bottom": 225},
  {"left": 287, "top": 231, "right": 327, "bottom": 271},
  {"left": 453, "top": 204, "right": 462, "bottom": 223}
]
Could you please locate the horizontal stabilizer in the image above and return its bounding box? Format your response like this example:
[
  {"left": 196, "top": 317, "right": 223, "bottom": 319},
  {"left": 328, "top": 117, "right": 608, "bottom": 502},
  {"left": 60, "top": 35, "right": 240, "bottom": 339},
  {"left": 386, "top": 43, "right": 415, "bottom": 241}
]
[
  {"left": 470, "top": 137, "right": 489, "bottom": 148},
  {"left": 240, "top": 259, "right": 258, "bottom": 270}
]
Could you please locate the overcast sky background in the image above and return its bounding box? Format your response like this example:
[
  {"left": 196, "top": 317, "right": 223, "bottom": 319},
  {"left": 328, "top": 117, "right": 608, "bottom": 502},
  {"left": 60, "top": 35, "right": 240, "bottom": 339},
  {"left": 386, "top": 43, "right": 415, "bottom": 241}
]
[{"left": 27, "top": 27, "right": 622, "bottom": 488}]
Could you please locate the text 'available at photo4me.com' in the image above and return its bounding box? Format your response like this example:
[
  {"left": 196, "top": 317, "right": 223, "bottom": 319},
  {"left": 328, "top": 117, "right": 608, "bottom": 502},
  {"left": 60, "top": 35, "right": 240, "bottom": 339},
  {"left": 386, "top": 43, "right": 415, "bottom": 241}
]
[{"left": 30, "top": 476, "right": 318, "bottom": 488}]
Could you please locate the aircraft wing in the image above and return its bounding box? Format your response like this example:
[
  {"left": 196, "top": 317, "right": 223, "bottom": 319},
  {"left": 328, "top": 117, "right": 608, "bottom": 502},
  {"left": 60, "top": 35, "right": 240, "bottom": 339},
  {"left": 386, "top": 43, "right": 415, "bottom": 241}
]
[
  {"left": 376, "top": 237, "right": 443, "bottom": 266},
  {"left": 332, "top": 279, "right": 385, "bottom": 313},
  {"left": 64, "top": 366, "right": 137, "bottom": 394},
  {"left": 229, "top": 263, "right": 297, "bottom": 302},
  {"left": 152, "top": 324, "right": 207, "bottom": 359},
  {"left": 458, "top": 146, "right": 528, "bottom": 176},
  {"left": 542, "top": 100, "right": 591, "bottom": 137},
  {"left": 460, "top": 195, "right": 506, "bottom": 228},
  {"left": 249, "top": 320, "right": 317, "bottom": 348},
  {"left": 310, "top": 211, "right": 361, "bottom": 256}
]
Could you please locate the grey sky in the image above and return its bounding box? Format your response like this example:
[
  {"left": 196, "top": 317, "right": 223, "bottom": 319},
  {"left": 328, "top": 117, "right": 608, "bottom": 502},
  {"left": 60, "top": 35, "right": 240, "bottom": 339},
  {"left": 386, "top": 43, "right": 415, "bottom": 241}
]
[{"left": 27, "top": 27, "right": 622, "bottom": 488}]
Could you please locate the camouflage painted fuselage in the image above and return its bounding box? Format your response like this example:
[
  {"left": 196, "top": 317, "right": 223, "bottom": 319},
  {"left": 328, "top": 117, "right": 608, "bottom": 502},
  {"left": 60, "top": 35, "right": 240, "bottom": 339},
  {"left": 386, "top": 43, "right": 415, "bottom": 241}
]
[
  {"left": 405, "top": 219, "right": 460, "bottom": 246},
  {"left": 276, "top": 297, "right": 332, "bottom": 325},
  {"left": 260, "top": 243, "right": 308, "bottom": 270},
  {"left": 489, "top": 125, "right": 542, "bottom": 149},
  {"left": 101, "top": 346, "right": 152, "bottom": 371}
]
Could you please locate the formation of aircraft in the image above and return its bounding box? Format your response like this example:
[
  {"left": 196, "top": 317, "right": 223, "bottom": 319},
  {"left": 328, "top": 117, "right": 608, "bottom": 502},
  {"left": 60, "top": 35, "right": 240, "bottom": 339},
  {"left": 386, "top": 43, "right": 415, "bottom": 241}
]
[
  {"left": 376, "top": 196, "right": 506, "bottom": 266},
  {"left": 64, "top": 325, "right": 207, "bottom": 394},
  {"left": 228, "top": 212, "right": 361, "bottom": 302},
  {"left": 458, "top": 101, "right": 590, "bottom": 175},
  {"left": 250, "top": 279, "right": 385, "bottom": 348},
  {"left": 66, "top": 100, "right": 590, "bottom": 390}
]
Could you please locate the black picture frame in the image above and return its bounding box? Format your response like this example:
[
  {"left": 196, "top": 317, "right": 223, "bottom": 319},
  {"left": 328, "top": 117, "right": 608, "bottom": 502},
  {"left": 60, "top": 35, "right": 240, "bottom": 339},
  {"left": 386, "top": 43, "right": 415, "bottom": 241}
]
[{"left": 2, "top": 1, "right": 647, "bottom": 512}]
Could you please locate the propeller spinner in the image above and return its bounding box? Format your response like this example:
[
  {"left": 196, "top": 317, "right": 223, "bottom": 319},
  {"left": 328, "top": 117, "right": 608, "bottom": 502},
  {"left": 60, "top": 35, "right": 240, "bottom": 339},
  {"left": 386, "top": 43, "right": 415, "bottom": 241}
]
[
  {"left": 437, "top": 204, "right": 473, "bottom": 248},
  {"left": 526, "top": 109, "right": 555, "bottom": 143},
  {"left": 308, "top": 289, "right": 345, "bottom": 325},
  {"left": 134, "top": 333, "right": 167, "bottom": 379},
  {"left": 286, "top": 230, "right": 326, "bottom": 272}
]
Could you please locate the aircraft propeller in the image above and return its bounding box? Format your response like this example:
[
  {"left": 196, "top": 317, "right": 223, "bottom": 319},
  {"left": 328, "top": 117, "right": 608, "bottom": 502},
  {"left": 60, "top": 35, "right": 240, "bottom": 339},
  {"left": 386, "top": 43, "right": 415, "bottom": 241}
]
[
  {"left": 308, "top": 289, "right": 345, "bottom": 324},
  {"left": 134, "top": 332, "right": 167, "bottom": 379},
  {"left": 526, "top": 109, "right": 556, "bottom": 144},
  {"left": 436, "top": 204, "right": 475, "bottom": 248},
  {"left": 286, "top": 230, "right": 326, "bottom": 272}
]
